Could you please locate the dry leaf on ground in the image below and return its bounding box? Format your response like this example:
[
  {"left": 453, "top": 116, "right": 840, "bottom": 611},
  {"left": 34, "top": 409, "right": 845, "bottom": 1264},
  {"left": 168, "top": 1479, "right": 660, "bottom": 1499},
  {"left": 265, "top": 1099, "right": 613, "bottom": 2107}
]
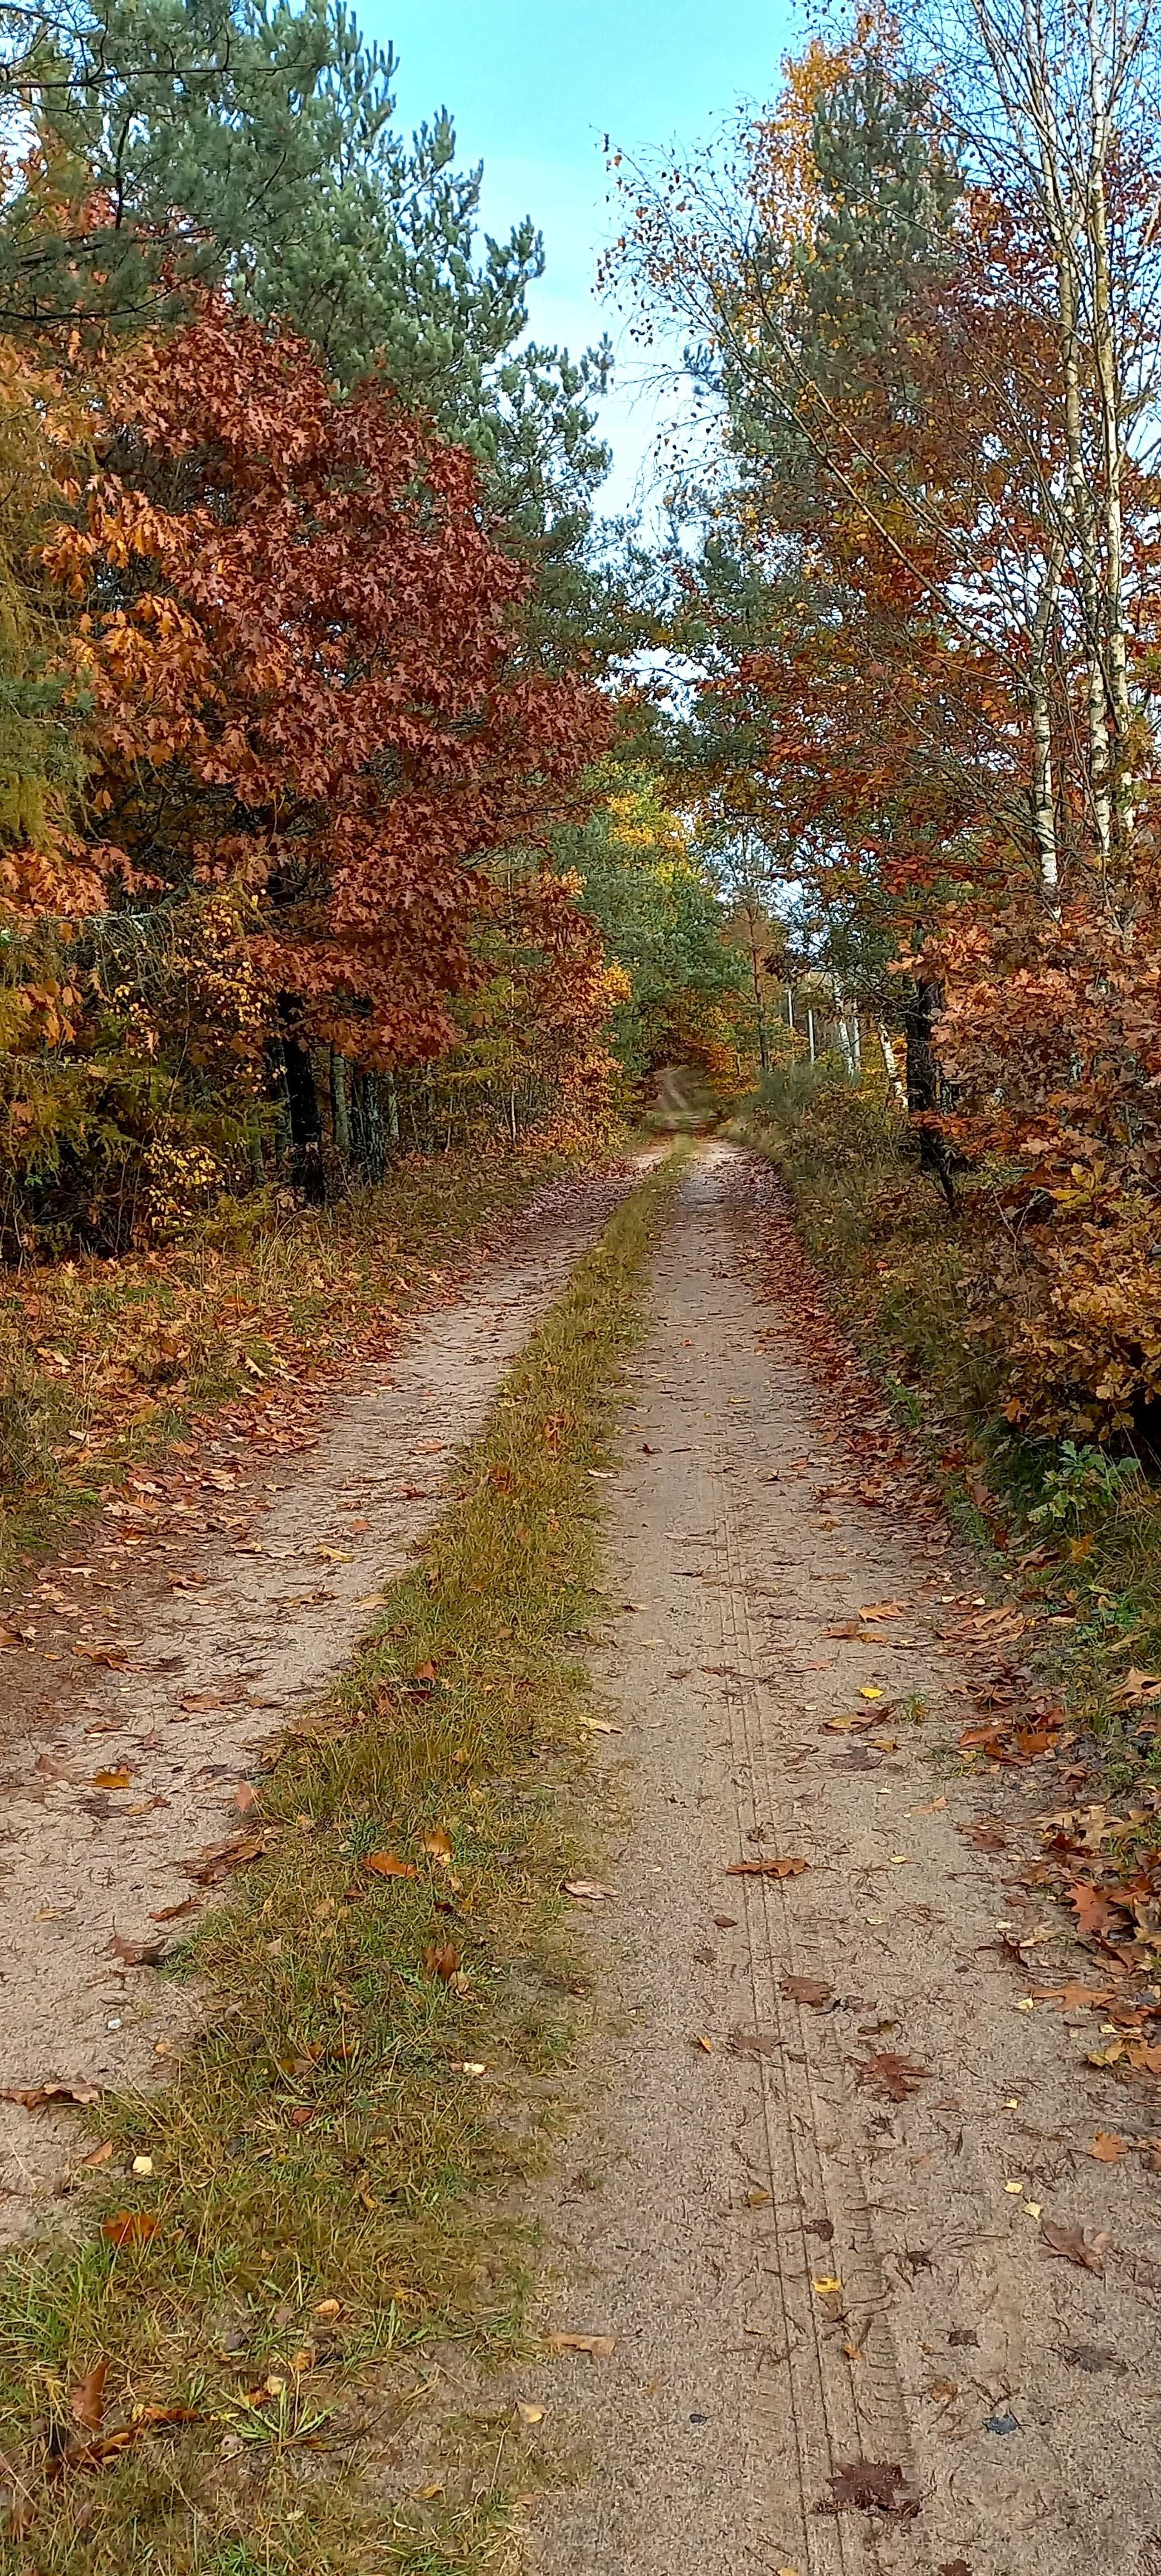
[
  {"left": 101, "top": 2211, "right": 159, "bottom": 2248},
  {"left": 422, "top": 1941, "right": 461, "bottom": 1980},
  {"left": 830, "top": 2460, "right": 914, "bottom": 2514},
  {"left": 544, "top": 2331, "right": 616, "bottom": 2357},
  {"left": 726, "top": 1855, "right": 809, "bottom": 1879},
  {"left": 182, "top": 1832, "right": 266, "bottom": 1885},
  {"left": 780, "top": 1974, "right": 835, "bottom": 2008},
  {"left": 855, "top": 2052, "right": 931, "bottom": 2101},
  {"left": 362, "top": 1850, "right": 418, "bottom": 1879},
  {"left": 108, "top": 1933, "right": 168, "bottom": 1967},
  {"left": 1040, "top": 2217, "right": 1111, "bottom": 2273},
  {"left": 69, "top": 2359, "right": 108, "bottom": 2433},
  {"left": 1, "top": 2078, "right": 101, "bottom": 2110}
]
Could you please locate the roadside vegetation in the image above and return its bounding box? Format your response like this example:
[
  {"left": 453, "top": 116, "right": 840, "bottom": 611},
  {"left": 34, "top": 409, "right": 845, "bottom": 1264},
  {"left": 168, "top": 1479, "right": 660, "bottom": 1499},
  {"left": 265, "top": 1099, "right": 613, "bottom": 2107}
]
[
  {"left": 0, "top": 1139, "right": 592, "bottom": 1594},
  {"left": 738, "top": 1064, "right": 1161, "bottom": 1768},
  {"left": 0, "top": 1147, "right": 684, "bottom": 2576}
]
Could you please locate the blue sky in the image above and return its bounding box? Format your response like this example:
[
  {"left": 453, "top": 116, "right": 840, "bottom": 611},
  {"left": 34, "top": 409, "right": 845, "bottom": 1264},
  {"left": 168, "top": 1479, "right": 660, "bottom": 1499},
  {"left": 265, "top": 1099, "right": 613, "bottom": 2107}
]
[{"left": 359, "top": 0, "right": 798, "bottom": 513}]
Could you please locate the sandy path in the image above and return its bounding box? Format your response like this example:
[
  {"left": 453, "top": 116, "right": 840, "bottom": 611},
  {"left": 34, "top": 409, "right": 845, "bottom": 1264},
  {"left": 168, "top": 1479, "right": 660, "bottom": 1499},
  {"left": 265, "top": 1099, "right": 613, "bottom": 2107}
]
[
  {"left": 533, "top": 1143, "right": 1161, "bottom": 2576},
  {"left": 0, "top": 1165, "right": 643, "bottom": 2235}
]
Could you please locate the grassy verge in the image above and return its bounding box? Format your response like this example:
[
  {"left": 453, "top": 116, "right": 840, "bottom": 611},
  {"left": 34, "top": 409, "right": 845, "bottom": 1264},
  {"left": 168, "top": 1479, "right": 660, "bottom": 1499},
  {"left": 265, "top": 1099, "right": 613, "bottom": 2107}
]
[
  {"left": 0, "top": 1140, "right": 602, "bottom": 1596},
  {"left": 0, "top": 1145, "right": 683, "bottom": 2576},
  {"left": 735, "top": 1069, "right": 1161, "bottom": 1764}
]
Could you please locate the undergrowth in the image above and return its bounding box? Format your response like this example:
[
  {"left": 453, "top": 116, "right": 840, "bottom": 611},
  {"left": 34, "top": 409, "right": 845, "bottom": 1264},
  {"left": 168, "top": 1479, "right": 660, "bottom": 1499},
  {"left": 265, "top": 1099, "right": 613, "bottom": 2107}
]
[
  {"left": 0, "top": 1139, "right": 588, "bottom": 1595},
  {"left": 735, "top": 1067, "right": 1161, "bottom": 1761},
  {"left": 0, "top": 1145, "right": 685, "bottom": 2575}
]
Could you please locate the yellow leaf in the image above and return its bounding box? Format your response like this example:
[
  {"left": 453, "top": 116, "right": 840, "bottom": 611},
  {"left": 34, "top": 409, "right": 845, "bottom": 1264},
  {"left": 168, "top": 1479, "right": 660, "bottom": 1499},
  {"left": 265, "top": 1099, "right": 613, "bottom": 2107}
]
[{"left": 811, "top": 2276, "right": 842, "bottom": 2295}]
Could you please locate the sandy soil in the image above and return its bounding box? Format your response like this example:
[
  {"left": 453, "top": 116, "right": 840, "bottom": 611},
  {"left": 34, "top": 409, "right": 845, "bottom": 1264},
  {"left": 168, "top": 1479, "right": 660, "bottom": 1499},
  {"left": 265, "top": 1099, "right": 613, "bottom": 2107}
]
[
  {"left": 0, "top": 1167, "right": 641, "bottom": 2236},
  {"left": 529, "top": 1143, "right": 1161, "bottom": 2576}
]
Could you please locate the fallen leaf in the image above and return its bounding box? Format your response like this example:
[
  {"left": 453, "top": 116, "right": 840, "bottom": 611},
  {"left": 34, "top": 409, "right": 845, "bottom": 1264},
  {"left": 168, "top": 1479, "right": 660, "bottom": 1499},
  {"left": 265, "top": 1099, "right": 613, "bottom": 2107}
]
[
  {"left": 362, "top": 1851, "right": 418, "bottom": 1879},
  {"left": 70, "top": 2358, "right": 108, "bottom": 2434},
  {"left": 516, "top": 2401, "right": 545, "bottom": 2425},
  {"left": 234, "top": 1780, "right": 260, "bottom": 1814},
  {"left": 101, "top": 2211, "right": 159, "bottom": 2248},
  {"left": 726, "top": 1856, "right": 809, "bottom": 1879},
  {"left": 1110, "top": 1668, "right": 1161, "bottom": 1706},
  {"left": 544, "top": 2331, "right": 616, "bottom": 2357},
  {"left": 422, "top": 1828, "right": 452, "bottom": 1862},
  {"left": 831, "top": 2460, "right": 913, "bottom": 2514},
  {"left": 1059, "top": 2343, "right": 1124, "bottom": 2373},
  {"left": 422, "top": 1941, "right": 461, "bottom": 1980},
  {"left": 564, "top": 1878, "right": 614, "bottom": 1902},
  {"left": 1089, "top": 2131, "right": 1129, "bottom": 2162},
  {"left": 780, "top": 1974, "right": 835, "bottom": 2008},
  {"left": 855, "top": 2052, "right": 931, "bottom": 2102},
  {"left": 109, "top": 1934, "right": 168, "bottom": 1967},
  {"left": 858, "top": 1686, "right": 884, "bottom": 1701},
  {"left": 69, "top": 2401, "right": 198, "bottom": 2465},
  {"left": 181, "top": 1832, "right": 266, "bottom": 1886},
  {"left": 1040, "top": 2217, "right": 1111, "bottom": 2273},
  {"left": 858, "top": 1602, "right": 907, "bottom": 1621},
  {"left": 958, "top": 1819, "right": 1007, "bottom": 1852},
  {"left": 812, "top": 2275, "right": 843, "bottom": 2295},
  {"left": 92, "top": 1769, "right": 131, "bottom": 1790},
  {"left": 1, "top": 2079, "right": 101, "bottom": 2111},
  {"left": 150, "top": 1897, "right": 197, "bottom": 1923}
]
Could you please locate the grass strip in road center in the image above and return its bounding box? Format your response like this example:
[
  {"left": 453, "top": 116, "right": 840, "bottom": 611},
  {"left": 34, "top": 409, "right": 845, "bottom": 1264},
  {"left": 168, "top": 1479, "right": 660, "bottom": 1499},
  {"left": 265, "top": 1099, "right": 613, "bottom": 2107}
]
[{"left": 0, "top": 1146, "right": 687, "bottom": 2576}]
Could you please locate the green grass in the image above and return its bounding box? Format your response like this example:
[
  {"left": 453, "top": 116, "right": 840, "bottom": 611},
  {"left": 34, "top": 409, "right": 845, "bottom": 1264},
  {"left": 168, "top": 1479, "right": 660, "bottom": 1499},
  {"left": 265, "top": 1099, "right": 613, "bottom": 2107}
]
[{"left": 0, "top": 1145, "right": 686, "bottom": 2575}]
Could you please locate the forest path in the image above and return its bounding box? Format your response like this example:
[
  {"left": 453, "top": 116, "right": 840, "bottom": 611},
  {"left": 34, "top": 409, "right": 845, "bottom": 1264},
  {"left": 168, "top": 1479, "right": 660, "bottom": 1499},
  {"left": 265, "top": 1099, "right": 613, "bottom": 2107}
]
[
  {"left": 530, "top": 1141, "right": 1161, "bottom": 2576},
  {"left": 0, "top": 1162, "right": 648, "bottom": 2237}
]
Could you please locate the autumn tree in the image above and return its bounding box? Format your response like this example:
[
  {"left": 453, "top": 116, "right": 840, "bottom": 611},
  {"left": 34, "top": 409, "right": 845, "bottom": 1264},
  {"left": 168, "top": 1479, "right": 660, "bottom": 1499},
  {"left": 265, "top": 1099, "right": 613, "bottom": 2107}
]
[
  {"left": 609, "top": 8, "right": 1161, "bottom": 1431},
  {"left": 0, "top": 0, "right": 622, "bottom": 670},
  {"left": 26, "top": 303, "right": 607, "bottom": 1227}
]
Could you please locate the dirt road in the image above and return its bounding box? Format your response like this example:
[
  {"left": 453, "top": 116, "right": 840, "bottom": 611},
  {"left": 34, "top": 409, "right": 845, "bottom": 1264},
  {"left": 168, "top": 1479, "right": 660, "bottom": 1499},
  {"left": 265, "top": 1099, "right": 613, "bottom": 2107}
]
[
  {"left": 0, "top": 1166, "right": 642, "bottom": 2232},
  {"left": 532, "top": 1143, "right": 1161, "bottom": 2576}
]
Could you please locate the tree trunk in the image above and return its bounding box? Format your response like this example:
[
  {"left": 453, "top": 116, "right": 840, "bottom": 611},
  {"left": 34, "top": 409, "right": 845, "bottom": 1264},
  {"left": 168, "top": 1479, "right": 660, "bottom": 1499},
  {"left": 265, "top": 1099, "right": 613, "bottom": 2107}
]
[
  {"left": 877, "top": 1022, "right": 907, "bottom": 1106},
  {"left": 901, "top": 980, "right": 956, "bottom": 1208},
  {"left": 279, "top": 1006, "right": 326, "bottom": 1203},
  {"left": 329, "top": 1046, "right": 352, "bottom": 1162}
]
